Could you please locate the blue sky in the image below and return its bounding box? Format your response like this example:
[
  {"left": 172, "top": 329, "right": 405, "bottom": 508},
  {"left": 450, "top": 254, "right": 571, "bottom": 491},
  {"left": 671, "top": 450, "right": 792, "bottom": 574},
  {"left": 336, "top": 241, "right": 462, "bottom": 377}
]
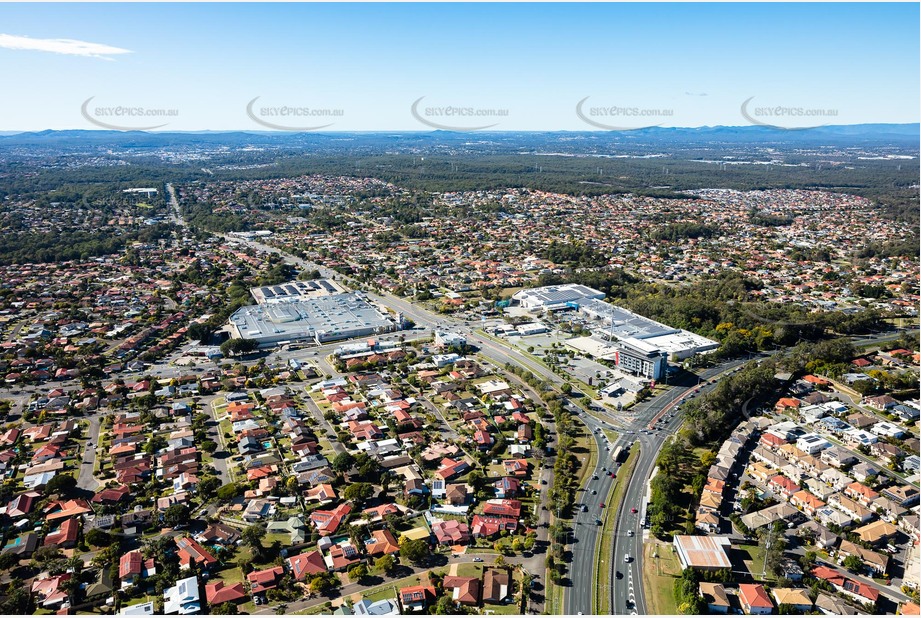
[{"left": 0, "top": 3, "right": 917, "bottom": 131}]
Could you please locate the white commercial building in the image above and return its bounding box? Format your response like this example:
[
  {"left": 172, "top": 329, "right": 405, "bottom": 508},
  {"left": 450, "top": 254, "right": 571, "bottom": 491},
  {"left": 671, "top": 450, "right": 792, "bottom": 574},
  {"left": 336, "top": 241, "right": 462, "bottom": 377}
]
[
  {"left": 228, "top": 292, "right": 397, "bottom": 347},
  {"left": 512, "top": 284, "right": 606, "bottom": 310},
  {"left": 613, "top": 337, "right": 667, "bottom": 380},
  {"left": 435, "top": 332, "right": 467, "bottom": 348}
]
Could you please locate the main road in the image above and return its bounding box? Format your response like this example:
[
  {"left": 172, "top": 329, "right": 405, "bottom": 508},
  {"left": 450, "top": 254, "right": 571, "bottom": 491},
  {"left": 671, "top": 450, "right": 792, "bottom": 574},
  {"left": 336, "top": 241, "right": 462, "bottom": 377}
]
[{"left": 563, "top": 357, "right": 750, "bottom": 615}]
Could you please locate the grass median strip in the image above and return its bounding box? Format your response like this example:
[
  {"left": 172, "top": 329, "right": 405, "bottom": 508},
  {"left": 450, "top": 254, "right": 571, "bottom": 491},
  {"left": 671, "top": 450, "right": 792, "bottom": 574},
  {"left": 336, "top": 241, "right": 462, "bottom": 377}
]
[{"left": 593, "top": 443, "right": 639, "bottom": 615}]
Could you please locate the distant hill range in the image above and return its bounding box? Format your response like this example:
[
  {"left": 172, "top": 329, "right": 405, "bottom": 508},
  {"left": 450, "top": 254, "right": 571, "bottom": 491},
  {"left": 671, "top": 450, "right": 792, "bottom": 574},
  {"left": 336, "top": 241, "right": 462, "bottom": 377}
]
[{"left": 0, "top": 124, "right": 917, "bottom": 151}]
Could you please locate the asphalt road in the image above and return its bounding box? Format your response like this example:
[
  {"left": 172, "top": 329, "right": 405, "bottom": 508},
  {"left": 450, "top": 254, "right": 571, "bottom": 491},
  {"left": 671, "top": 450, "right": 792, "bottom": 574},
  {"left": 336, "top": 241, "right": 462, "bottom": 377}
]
[
  {"left": 562, "top": 357, "right": 751, "bottom": 615},
  {"left": 76, "top": 412, "right": 104, "bottom": 491}
]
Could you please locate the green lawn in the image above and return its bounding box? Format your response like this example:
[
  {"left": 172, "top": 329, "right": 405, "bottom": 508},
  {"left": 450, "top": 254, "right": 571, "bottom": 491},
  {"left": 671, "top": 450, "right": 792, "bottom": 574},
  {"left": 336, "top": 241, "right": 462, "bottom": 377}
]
[
  {"left": 216, "top": 566, "right": 245, "bottom": 586},
  {"left": 642, "top": 541, "right": 680, "bottom": 615},
  {"left": 362, "top": 573, "right": 425, "bottom": 601},
  {"left": 453, "top": 563, "right": 486, "bottom": 578},
  {"left": 737, "top": 544, "right": 774, "bottom": 582}
]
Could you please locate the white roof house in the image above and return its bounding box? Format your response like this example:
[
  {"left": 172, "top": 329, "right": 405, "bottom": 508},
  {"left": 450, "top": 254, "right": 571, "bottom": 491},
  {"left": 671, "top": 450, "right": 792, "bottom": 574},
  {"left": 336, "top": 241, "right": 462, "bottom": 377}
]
[
  {"left": 163, "top": 576, "right": 200, "bottom": 615},
  {"left": 796, "top": 433, "right": 832, "bottom": 455},
  {"left": 871, "top": 422, "right": 905, "bottom": 439}
]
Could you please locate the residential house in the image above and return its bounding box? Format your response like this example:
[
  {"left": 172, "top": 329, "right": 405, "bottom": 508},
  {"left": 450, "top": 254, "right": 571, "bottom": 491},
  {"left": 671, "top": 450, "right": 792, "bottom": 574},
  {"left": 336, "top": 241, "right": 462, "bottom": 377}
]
[
  {"left": 163, "top": 576, "right": 201, "bottom": 615},
  {"left": 247, "top": 566, "right": 285, "bottom": 596},
  {"left": 432, "top": 520, "right": 471, "bottom": 545},
  {"left": 119, "top": 550, "right": 156, "bottom": 589},
  {"left": 771, "top": 588, "right": 813, "bottom": 613},
  {"left": 399, "top": 586, "right": 435, "bottom": 612},
  {"left": 287, "top": 550, "right": 327, "bottom": 581},
  {"left": 854, "top": 520, "right": 899, "bottom": 547},
  {"left": 482, "top": 568, "right": 511, "bottom": 604},
  {"left": 882, "top": 485, "right": 920, "bottom": 507},
  {"left": 837, "top": 540, "right": 889, "bottom": 576},
  {"left": 175, "top": 537, "right": 218, "bottom": 570},
  {"left": 442, "top": 576, "right": 481, "bottom": 607},
  {"left": 699, "top": 582, "right": 731, "bottom": 614},
  {"left": 204, "top": 581, "right": 247, "bottom": 607},
  {"left": 739, "top": 583, "right": 774, "bottom": 615},
  {"left": 811, "top": 566, "right": 879, "bottom": 608}
]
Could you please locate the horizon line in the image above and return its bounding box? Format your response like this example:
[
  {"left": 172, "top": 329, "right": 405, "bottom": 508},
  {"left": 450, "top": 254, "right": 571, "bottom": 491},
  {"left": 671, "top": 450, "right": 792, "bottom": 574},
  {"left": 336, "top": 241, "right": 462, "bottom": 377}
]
[{"left": 2, "top": 122, "right": 920, "bottom": 136}]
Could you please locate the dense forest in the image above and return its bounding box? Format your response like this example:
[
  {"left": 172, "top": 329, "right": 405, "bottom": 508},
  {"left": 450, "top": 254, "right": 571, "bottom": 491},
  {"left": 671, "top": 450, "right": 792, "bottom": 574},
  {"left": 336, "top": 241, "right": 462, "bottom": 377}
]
[
  {"left": 649, "top": 222, "right": 719, "bottom": 241},
  {"left": 541, "top": 240, "right": 608, "bottom": 267},
  {"left": 0, "top": 224, "right": 174, "bottom": 265}
]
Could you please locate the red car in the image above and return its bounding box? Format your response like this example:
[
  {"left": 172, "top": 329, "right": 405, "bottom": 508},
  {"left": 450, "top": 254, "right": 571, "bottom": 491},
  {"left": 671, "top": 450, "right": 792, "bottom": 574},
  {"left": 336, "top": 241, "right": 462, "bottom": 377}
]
[
  {"left": 599, "top": 503, "right": 605, "bottom": 508},
  {"left": 631, "top": 507, "right": 638, "bottom": 513}
]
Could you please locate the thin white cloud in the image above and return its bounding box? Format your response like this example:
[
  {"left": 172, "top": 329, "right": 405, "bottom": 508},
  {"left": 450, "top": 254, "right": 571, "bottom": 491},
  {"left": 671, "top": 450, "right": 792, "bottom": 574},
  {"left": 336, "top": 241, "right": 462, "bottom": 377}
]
[{"left": 0, "top": 33, "right": 131, "bottom": 60}]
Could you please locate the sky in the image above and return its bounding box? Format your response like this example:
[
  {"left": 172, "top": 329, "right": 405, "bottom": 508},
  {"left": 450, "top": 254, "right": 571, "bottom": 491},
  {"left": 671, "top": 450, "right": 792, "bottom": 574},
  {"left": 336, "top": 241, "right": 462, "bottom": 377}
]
[{"left": 0, "top": 3, "right": 918, "bottom": 131}]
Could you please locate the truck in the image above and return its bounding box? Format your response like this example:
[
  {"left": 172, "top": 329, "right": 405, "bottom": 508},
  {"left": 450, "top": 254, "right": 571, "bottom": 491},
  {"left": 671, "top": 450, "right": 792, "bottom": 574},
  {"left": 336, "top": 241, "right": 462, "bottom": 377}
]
[{"left": 612, "top": 445, "right": 626, "bottom": 464}]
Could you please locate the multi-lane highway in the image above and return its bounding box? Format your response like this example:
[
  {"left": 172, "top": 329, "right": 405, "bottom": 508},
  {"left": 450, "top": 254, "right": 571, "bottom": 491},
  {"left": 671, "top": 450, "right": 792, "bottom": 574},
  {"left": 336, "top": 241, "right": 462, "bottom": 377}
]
[{"left": 564, "top": 358, "right": 751, "bottom": 615}]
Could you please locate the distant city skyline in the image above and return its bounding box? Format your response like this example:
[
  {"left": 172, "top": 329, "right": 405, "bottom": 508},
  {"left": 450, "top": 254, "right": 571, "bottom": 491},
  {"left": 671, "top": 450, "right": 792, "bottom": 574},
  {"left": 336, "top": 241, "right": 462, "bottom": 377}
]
[{"left": 0, "top": 3, "right": 918, "bottom": 131}]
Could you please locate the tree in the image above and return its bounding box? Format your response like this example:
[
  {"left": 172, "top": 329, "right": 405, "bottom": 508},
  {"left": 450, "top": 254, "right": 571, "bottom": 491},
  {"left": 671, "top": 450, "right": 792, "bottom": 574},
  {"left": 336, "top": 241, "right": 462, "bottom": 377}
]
[
  {"left": 332, "top": 452, "right": 355, "bottom": 473},
  {"left": 0, "top": 552, "right": 20, "bottom": 571},
  {"left": 343, "top": 482, "right": 374, "bottom": 506},
  {"left": 163, "top": 503, "right": 190, "bottom": 528},
  {"left": 220, "top": 338, "right": 259, "bottom": 357},
  {"left": 216, "top": 483, "right": 240, "bottom": 502},
  {"left": 308, "top": 572, "right": 339, "bottom": 594},
  {"left": 399, "top": 538, "right": 430, "bottom": 565},
  {"left": 843, "top": 554, "right": 864, "bottom": 573},
  {"left": 375, "top": 554, "right": 397, "bottom": 575},
  {"left": 198, "top": 476, "right": 221, "bottom": 498},
  {"left": 434, "top": 595, "right": 466, "bottom": 615},
  {"left": 214, "top": 602, "right": 238, "bottom": 615},
  {"left": 0, "top": 583, "right": 32, "bottom": 615},
  {"left": 242, "top": 524, "right": 267, "bottom": 558},
  {"left": 85, "top": 528, "right": 111, "bottom": 548},
  {"left": 46, "top": 473, "right": 77, "bottom": 496},
  {"left": 348, "top": 564, "right": 369, "bottom": 582}
]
